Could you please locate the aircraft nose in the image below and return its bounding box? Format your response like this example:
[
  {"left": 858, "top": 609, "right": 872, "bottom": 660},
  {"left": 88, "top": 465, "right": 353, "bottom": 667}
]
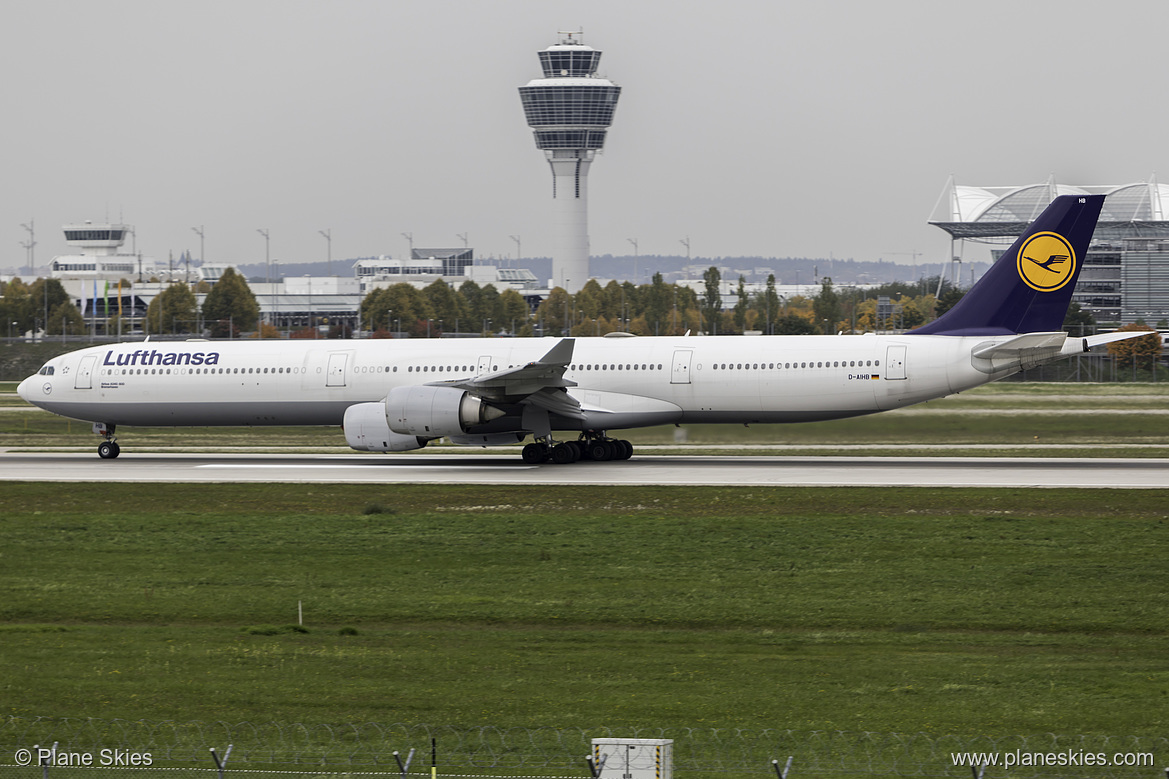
[{"left": 17, "top": 375, "right": 36, "bottom": 403}]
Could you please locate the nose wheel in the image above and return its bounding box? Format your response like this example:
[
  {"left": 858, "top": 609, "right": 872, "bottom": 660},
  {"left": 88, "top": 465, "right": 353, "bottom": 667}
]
[{"left": 94, "top": 422, "right": 120, "bottom": 459}]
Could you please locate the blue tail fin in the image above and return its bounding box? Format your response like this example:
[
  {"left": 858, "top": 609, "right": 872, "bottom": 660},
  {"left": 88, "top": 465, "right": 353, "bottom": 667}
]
[{"left": 911, "top": 194, "right": 1104, "bottom": 336}]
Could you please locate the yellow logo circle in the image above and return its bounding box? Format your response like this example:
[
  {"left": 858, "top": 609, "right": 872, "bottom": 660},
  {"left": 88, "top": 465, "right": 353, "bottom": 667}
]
[{"left": 1017, "top": 232, "right": 1076, "bottom": 292}]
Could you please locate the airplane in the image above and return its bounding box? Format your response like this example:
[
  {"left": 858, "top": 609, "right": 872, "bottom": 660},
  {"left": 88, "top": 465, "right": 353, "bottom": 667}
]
[{"left": 17, "top": 194, "right": 1157, "bottom": 464}]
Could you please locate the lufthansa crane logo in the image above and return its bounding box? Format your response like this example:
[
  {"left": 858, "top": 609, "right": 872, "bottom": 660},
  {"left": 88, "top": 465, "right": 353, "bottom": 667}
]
[{"left": 1017, "top": 232, "right": 1077, "bottom": 292}]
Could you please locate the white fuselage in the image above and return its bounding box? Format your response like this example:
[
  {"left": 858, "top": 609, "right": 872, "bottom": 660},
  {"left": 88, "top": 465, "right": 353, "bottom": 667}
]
[{"left": 19, "top": 335, "right": 1010, "bottom": 433}]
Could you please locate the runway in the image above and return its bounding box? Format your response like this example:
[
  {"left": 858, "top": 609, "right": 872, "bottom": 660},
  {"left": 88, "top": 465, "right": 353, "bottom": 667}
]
[{"left": 1, "top": 451, "right": 1167, "bottom": 488}]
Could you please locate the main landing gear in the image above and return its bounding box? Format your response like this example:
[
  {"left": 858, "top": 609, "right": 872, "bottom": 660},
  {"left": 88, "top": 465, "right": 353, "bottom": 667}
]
[
  {"left": 520, "top": 433, "right": 633, "bottom": 465},
  {"left": 94, "top": 422, "right": 121, "bottom": 459}
]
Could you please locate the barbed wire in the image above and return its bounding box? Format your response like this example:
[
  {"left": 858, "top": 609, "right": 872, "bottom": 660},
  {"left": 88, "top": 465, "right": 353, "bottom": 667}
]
[{"left": 2, "top": 719, "right": 1164, "bottom": 778}]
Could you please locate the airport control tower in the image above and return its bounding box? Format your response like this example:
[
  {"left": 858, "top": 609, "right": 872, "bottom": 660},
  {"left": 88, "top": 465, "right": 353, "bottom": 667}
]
[{"left": 519, "top": 32, "right": 621, "bottom": 293}]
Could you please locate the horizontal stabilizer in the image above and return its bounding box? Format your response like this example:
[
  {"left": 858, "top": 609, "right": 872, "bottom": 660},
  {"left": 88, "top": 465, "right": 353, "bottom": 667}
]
[{"left": 972, "top": 332, "right": 1066, "bottom": 360}]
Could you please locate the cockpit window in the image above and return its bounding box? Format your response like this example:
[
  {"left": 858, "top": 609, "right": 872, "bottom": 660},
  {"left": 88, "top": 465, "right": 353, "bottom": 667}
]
[{"left": 38, "top": 365, "right": 54, "bottom": 376}]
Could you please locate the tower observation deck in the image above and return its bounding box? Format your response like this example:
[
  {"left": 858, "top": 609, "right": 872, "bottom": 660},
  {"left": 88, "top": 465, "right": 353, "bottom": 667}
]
[{"left": 519, "top": 32, "right": 621, "bottom": 293}]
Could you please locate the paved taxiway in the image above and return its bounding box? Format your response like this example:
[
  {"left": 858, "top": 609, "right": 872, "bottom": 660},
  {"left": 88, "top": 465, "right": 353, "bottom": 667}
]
[{"left": 1, "top": 451, "right": 1167, "bottom": 488}]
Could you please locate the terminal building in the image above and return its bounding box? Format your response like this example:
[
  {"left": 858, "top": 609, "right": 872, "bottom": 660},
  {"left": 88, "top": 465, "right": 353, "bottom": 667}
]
[
  {"left": 931, "top": 178, "right": 1169, "bottom": 325},
  {"left": 34, "top": 222, "right": 544, "bottom": 336}
]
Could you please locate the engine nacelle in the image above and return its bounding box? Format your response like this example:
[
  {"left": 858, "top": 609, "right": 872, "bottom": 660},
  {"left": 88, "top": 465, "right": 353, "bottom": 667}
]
[
  {"left": 385, "top": 385, "right": 503, "bottom": 437},
  {"left": 343, "top": 402, "right": 427, "bottom": 452}
]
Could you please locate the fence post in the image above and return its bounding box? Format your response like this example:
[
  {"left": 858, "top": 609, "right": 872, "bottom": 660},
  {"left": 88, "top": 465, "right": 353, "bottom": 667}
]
[
  {"left": 210, "top": 744, "right": 233, "bottom": 779},
  {"left": 394, "top": 748, "right": 416, "bottom": 779},
  {"left": 772, "top": 756, "right": 793, "bottom": 779},
  {"left": 37, "top": 743, "right": 58, "bottom": 779},
  {"left": 971, "top": 763, "right": 987, "bottom": 779}
]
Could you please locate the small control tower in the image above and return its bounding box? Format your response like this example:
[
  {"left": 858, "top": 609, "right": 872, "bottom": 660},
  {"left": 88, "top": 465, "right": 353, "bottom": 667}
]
[
  {"left": 519, "top": 31, "right": 621, "bottom": 293},
  {"left": 63, "top": 222, "right": 131, "bottom": 254}
]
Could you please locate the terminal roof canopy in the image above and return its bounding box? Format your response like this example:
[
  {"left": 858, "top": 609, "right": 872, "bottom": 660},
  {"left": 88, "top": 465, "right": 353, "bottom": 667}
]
[{"left": 930, "top": 179, "right": 1169, "bottom": 242}]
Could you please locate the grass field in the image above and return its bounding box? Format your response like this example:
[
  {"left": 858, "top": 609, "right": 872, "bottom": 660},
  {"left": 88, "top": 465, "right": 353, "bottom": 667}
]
[{"left": 2, "top": 483, "right": 1167, "bottom": 744}]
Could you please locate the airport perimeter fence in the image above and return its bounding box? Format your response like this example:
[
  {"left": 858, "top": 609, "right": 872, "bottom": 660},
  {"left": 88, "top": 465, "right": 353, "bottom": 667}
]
[{"left": 1, "top": 718, "right": 1165, "bottom": 779}]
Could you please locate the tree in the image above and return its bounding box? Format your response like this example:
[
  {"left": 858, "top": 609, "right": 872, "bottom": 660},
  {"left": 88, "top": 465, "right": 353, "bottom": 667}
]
[
  {"left": 360, "top": 284, "right": 433, "bottom": 337},
  {"left": 498, "top": 289, "right": 530, "bottom": 333},
  {"left": 702, "top": 266, "right": 722, "bottom": 335},
  {"left": 46, "top": 301, "right": 85, "bottom": 335},
  {"left": 202, "top": 267, "right": 259, "bottom": 337},
  {"left": 145, "top": 283, "right": 198, "bottom": 335},
  {"left": 23, "top": 279, "right": 71, "bottom": 334},
  {"left": 934, "top": 287, "right": 965, "bottom": 318},
  {"left": 0, "top": 278, "right": 34, "bottom": 335},
  {"left": 1107, "top": 323, "right": 1162, "bottom": 371},
  {"left": 575, "top": 279, "right": 605, "bottom": 319},
  {"left": 774, "top": 313, "right": 816, "bottom": 335},
  {"left": 754, "top": 274, "right": 780, "bottom": 334},
  {"left": 535, "top": 287, "right": 571, "bottom": 334},
  {"left": 813, "top": 277, "right": 841, "bottom": 334},
  {"left": 642, "top": 273, "right": 672, "bottom": 334},
  {"left": 733, "top": 276, "right": 749, "bottom": 333},
  {"left": 476, "top": 284, "right": 502, "bottom": 331},
  {"left": 423, "top": 279, "right": 468, "bottom": 332}
]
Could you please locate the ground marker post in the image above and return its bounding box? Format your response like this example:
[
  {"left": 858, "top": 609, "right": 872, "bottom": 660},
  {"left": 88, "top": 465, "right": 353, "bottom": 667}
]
[
  {"left": 972, "top": 763, "right": 987, "bottom": 779},
  {"left": 37, "top": 742, "right": 58, "bottom": 779},
  {"left": 210, "top": 744, "right": 233, "bottom": 779},
  {"left": 431, "top": 737, "right": 437, "bottom": 779},
  {"left": 586, "top": 752, "right": 608, "bottom": 778},
  {"left": 394, "top": 748, "right": 416, "bottom": 779},
  {"left": 772, "top": 756, "right": 793, "bottom": 779}
]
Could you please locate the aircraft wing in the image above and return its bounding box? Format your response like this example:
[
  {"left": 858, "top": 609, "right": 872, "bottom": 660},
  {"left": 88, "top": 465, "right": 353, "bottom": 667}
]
[{"left": 425, "top": 338, "right": 582, "bottom": 418}]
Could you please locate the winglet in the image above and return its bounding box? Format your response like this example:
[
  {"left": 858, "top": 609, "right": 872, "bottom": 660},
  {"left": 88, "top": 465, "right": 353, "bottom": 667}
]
[
  {"left": 534, "top": 337, "right": 574, "bottom": 367},
  {"left": 911, "top": 195, "right": 1105, "bottom": 336}
]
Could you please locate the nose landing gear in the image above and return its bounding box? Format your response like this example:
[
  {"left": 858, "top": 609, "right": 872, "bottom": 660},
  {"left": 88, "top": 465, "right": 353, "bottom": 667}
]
[{"left": 94, "top": 422, "right": 120, "bottom": 459}]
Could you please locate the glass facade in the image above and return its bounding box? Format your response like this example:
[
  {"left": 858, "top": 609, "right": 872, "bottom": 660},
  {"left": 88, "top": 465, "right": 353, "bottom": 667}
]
[
  {"left": 64, "top": 229, "right": 125, "bottom": 242},
  {"left": 538, "top": 49, "right": 602, "bottom": 78},
  {"left": 519, "top": 84, "right": 621, "bottom": 127},
  {"left": 533, "top": 129, "right": 608, "bottom": 150}
]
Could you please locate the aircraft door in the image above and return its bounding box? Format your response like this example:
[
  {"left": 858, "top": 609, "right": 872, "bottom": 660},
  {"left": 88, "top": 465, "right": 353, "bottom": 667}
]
[
  {"left": 884, "top": 345, "right": 907, "bottom": 380},
  {"left": 476, "top": 355, "right": 493, "bottom": 376},
  {"left": 326, "top": 352, "right": 348, "bottom": 387},
  {"left": 670, "top": 349, "right": 693, "bottom": 384},
  {"left": 74, "top": 356, "right": 96, "bottom": 390}
]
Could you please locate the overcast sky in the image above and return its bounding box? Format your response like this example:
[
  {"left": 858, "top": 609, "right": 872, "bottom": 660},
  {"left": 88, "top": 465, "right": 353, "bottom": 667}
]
[{"left": 3, "top": 0, "right": 1166, "bottom": 276}]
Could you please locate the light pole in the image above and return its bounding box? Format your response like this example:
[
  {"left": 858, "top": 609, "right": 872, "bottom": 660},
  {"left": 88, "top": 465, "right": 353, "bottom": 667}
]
[
  {"left": 319, "top": 229, "right": 332, "bottom": 275},
  {"left": 401, "top": 232, "right": 413, "bottom": 258},
  {"left": 257, "top": 229, "right": 270, "bottom": 337},
  {"left": 509, "top": 235, "right": 521, "bottom": 268},
  {"left": 627, "top": 237, "right": 638, "bottom": 283},
  {"left": 192, "top": 225, "right": 204, "bottom": 270},
  {"left": 20, "top": 219, "right": 35, "bottom": 274}
]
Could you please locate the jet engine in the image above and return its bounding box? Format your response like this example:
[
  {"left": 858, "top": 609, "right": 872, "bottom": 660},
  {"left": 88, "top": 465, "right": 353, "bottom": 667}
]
[
  {"left": 343, "top": 402, "right": 427, "bottom": 452},
  {"left": 385, "top": 385, "right": 504, "bottom": 437}
]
